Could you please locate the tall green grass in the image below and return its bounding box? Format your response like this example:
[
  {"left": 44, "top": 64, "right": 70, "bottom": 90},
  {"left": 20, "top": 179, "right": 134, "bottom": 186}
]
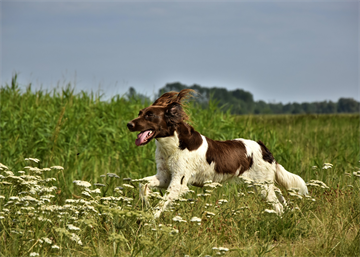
[{"left": 1, "top": 79, "right": 359, "bottom": 256}]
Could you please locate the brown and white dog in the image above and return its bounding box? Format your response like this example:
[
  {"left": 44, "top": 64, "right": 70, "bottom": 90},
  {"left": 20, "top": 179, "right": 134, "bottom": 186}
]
[{"left": 127, "top": 89, "right": 308, "bottom": 218}]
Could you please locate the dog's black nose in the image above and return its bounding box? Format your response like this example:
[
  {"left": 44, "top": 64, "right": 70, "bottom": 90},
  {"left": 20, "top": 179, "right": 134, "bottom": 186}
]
[{"left": 127, "top": 122, "right": 135, "bottom": 130}]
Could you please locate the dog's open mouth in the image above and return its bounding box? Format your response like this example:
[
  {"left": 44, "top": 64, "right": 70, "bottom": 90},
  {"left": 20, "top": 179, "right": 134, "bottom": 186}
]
[{"left": 135, "top": 130, "right": 155, "bottom": 146}]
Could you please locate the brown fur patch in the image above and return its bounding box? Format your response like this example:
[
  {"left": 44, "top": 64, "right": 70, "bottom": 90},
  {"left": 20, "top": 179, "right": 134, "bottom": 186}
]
[
  {"left": 206, "top": 138, "right": 253, "bottom": 175},
  {"left": 176, "top": 123, "right": 203, "bottom": 151},
  {"left": 257, "top": 140, "right": 275, "bottom": 164}
]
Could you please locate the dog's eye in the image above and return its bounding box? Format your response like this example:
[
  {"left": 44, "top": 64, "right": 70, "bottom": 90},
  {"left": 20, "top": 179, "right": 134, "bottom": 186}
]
[{"left": 144, "top": 112, "right": 153, "bottom": 120}]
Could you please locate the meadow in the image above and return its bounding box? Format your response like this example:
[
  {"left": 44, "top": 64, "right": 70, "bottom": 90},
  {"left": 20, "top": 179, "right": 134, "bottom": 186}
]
[{"left": 0, "top": 79, "right": 359, "bottom": 256}]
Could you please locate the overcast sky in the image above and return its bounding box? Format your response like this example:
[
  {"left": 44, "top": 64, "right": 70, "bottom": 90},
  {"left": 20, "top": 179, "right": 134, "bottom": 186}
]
[{"left": 2, "top": 1, "right": 359, "bottom": 103}]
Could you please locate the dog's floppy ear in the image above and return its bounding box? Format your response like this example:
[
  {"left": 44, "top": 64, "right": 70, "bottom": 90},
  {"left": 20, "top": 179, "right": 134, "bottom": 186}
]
[
  {"left": 165, "top": 102, "right": 184, "bottom": 124},
  {"left": 152, "top": 92, "right": 178, "bottom": 106},
  {"left": 152, "top": 89, "right": 196, "bottom": 106}
]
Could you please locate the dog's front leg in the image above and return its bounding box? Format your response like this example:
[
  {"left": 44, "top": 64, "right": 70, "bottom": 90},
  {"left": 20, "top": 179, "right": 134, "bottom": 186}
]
[
  {"left": 153, "top": 174, "right": 188, "bottom": 219},
  {"left": 138, "top": 174, "right": 170, "bottom": 206}
]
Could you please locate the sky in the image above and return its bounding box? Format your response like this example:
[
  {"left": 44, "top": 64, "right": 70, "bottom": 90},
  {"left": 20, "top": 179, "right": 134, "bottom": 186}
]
[{"left": 1, "top": 1, "right": 359, "bottom": 103}]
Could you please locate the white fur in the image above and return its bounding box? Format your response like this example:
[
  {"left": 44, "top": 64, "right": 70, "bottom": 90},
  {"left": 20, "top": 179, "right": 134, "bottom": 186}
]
[{"left": 139, "top": 132, "right": 308, "bottom": 217}]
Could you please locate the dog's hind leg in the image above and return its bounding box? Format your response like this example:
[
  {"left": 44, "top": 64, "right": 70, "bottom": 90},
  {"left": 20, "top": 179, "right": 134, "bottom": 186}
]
[
  {"left": 274, "top": 186, "right": 288, "bottom": 209},
  {"left": 260, "top": 183, "right": 284, "bottom": 215}
]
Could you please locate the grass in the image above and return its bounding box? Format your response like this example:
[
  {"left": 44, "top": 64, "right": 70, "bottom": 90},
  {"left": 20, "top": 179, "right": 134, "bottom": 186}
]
[{"left": 0, "top": 79, "right": 359, "bottom": 256}]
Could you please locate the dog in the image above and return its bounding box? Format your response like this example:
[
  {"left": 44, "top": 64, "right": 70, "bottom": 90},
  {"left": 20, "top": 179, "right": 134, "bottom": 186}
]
[{"left": 127, "top": 89, "right": 308, "bottom": 218}]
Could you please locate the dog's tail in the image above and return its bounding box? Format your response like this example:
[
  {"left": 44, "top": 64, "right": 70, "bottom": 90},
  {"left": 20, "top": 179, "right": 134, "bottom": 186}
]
[{"left": 275, "top": 164, "right": 308, "bottom": 195}]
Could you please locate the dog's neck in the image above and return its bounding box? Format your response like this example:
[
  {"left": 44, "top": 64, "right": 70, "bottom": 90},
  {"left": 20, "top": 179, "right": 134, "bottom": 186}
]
[
  {"left": 156, "top": 122, "right": 203, "bottom": 152},
  {"left": 156, "top": 131, "right": 180, "bottom": 155}
]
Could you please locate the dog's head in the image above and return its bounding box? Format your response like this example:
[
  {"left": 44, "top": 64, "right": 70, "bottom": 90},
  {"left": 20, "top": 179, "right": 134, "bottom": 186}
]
[{"left": 127, "top": 89, "right": 194, "bottom": 146}]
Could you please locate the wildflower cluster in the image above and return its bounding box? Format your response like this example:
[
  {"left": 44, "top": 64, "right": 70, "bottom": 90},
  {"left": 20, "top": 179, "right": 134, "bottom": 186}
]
[
  {"left": 306, "top": 180, "right": 330, "bottom": 189},
  {"left": 322, "top": 163, "right": 333, "bottom": 170},
  {"left": 0, "top": 160, "right": 152, "bottom": 256},
  {"left": 1, "top": 158, "right": 357, "bottom": 256}
]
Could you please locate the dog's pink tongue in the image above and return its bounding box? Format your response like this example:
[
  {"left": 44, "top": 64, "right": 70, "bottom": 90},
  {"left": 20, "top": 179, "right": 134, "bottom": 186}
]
[{"left": 135, "top": 130, "right": 151, "bottom": 146}]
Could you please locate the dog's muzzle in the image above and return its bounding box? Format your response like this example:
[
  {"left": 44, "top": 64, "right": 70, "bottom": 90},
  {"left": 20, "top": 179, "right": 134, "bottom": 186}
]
[{"left": 127, "top": 122, "right": 135, "bottom": 131}]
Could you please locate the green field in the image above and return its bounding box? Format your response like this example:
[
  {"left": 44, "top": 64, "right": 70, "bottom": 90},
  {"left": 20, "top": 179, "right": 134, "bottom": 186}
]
[{"left": 1, "top": 80, "right": 359, "bottom": 256}]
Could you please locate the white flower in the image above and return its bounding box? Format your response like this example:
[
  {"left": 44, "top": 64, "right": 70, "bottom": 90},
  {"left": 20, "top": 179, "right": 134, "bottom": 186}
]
[
  {"left": 0, "top": 163, "right": 8, "bottom": 170},
  {"left": 131, "top": 178, "right": 149, "bottom": 183},
  {"left": 21, "top": 207, "right": 35, "bottom": 211},
  {"left": 52, "top": 245, "right": 60, "bottom": 250},
  {"left": 107, "top": 173, "right": 120, "bottom": 178},
  {"left": 44, "top": 178, "right": 56, "bottom": 182},
  {"left": 21, "top": 195, "right": 38, "bottom": 202},
  {"left": 263, "top": 209, "right": 277, "bottom": 214},
  {"left": 122, "top": 183, "right": 134, "bottom": 189},
  {"left": 30, "top": 252, "right": 39, "bottom": 256},
  {"left": 73, "top": 180, "right": 91, "bottom": 188},
  {"left": 203, "top": 182, "right": 222, "bottom": 188},
  {"left": 39, "top": 194, "right": 56, "bottom": 200},
  {"left": 50, "top": 166, "right": 64, "bottom": 170},
  {"left": 70, "top": 233, "right": 82, "bottom": 245},
  {"left": 5, "top": 171, "right": 14, "bottom": 176},
  {"left": 67, "top": 224, "right": 80, "bottom": 231},
  {"left": 29, "top": 167, "right": 41, "bottom": 172},
  {"left": 90, "top": 188, "right": 101, "bottom": 194},
  {"left": 197, "top": 193, "right": 211, "bottom": 197},
  {"left": 169, "top": 229, "right": 179, "bottom": 235},
  {"left": 218, "top": 247, "right": 229, "bottom": 252},
  {"left": 205, "top": 211, "right": 216, "bottom": 216},
  {"left": 218, "top": 199, "right": 228, "bottom": 204},
  {"left": 172, "top": 216, "right": 187, "bottom": 223},
  {"left": 307, "top": 180, "right": 329, "bottom": 189},
  {"left": 190, "top": 216, "right": 202, "bottom": 223},
  {"left": 322, "top": 163, "right": 333, "bottom": 169},
  {"left": 25, "top": 158, "right": 40, "bottom": 163},
  {"left": 37, "top": 216, "right": 53, "bottom": 223},
  {"left": 0, "top": 181, "right": 12, "bottom": 186},
  {"left": 18, "top": 171, "right": 25, "bottom": 174},
  {"left": 288, "top": 192, "right": 303, "bottom": 199},
  {"left": 94, "top": 183, "right": 106, "bottom": 187},
  {"left": 114, "top": 187, "right": 123, "bottom": 194},
  {"left": 353, "top": 171, "right": 360, "bottom": 177},
  {"left": 81, "top": 191, "right": 92, "bottom": 198}
]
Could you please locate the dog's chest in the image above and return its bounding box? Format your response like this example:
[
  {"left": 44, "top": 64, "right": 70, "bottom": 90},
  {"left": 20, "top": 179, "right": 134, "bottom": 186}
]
[{"left": 155, "top": 132, "right": 209, "bottom": 175}]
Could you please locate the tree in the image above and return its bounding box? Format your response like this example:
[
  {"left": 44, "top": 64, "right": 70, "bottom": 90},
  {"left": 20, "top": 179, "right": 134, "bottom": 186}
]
[
  {"left": 338, "top": 98, "right": 359, "bottom": 113},
  {"left": 155, "top": 82, "right": 360, "bottom": 115}
]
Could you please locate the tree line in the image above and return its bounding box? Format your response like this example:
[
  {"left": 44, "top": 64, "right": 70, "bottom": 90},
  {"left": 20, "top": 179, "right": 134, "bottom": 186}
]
[{"left": 128, "top": 82, "right": 359, "bottom": 115}]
